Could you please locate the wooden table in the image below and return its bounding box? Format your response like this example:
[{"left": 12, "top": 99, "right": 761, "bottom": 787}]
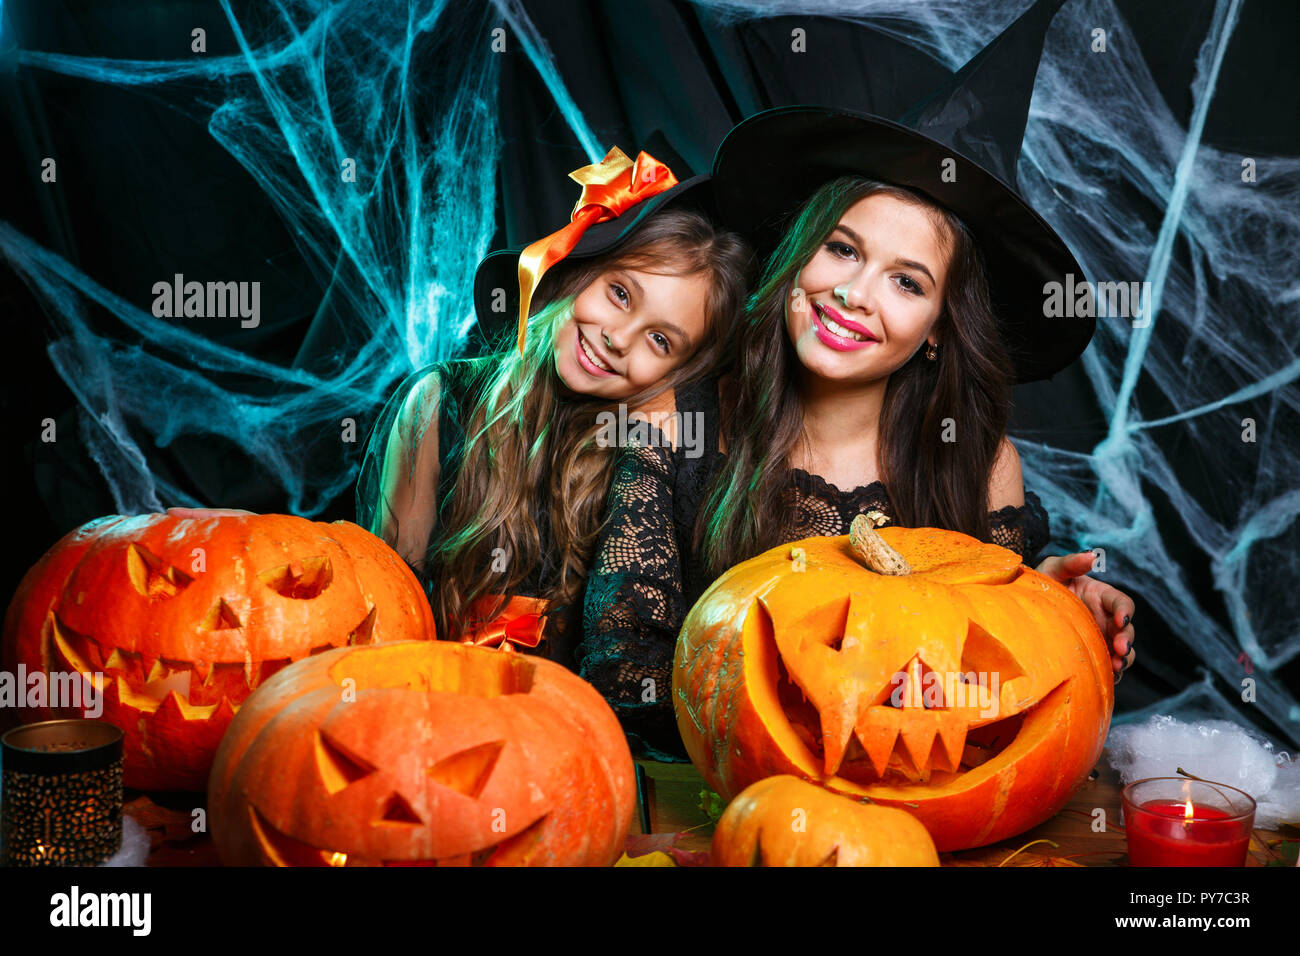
[
  {"left": 632, "top": 753, "right": 1286, "bottom": 866},
  {"left": 128, "top": 750, "right": 1284, "bottom": 866}
]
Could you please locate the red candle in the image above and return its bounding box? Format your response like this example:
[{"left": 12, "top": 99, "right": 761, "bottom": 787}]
[{"left": 1125, "top": 797, "right": 1252, "bottom": 867}]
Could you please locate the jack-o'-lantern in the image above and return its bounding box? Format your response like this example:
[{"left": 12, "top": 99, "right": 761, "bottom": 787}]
[
  {"left": 208, "top": 641, "right": 635, "bottom": 866},
  {"left": 675, "top": 517, "right": 1113, "bottom": 852},
  {"left": 2, "top": 511, "right": 434, "bottom": 790},
  {"left": 711, "top": 775, "right": 939, "bottom": 866}
]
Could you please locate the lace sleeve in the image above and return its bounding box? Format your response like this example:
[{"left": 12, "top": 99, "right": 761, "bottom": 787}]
[
  {"left": 355, "top": 366, "right": 442, "bottom": 573},
  {"left": 579, "top": 438, "right": 689, "bottom": 761},
  {"left": 988, "top": 488, "right": 1051, "bottom": 566}
]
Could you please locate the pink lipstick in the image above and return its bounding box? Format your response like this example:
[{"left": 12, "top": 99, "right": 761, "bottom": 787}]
[{"left": 811, "top": 303, "right": 878, "bottom": 352}]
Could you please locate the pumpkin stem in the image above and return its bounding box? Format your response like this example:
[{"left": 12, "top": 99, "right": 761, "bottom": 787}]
[{"left": 849, "top": 512, "right": 912, "bottom": 575}]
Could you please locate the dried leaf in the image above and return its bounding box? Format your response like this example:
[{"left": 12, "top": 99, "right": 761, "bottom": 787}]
[
  {"left": 623, "top": 830, "right": 711, "bottom": 867},
  {"left": 124, "top": 795, "right": 199, "bottom": 845},
  {"left": 663, "top": 845, "right": 711, "bottom": 867},
  {"left": 625, "top": 832, "right": 684, "bottom": 857},
  {"left": 698, "top": 787, "right": 727, "bottom": 823}
]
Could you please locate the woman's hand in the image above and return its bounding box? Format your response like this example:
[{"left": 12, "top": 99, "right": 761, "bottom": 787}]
[{"left": 1035, "top": 551, "right": 1136, "bottom": 681}]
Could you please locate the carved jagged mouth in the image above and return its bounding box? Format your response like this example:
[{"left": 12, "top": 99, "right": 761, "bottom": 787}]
[
  {"left": 247, "top": 804, "right": 549, "bottom": 867},
  {"left": 774, "top": 644, "right": 1059, "bottom": 786},
  {"left": 42, "top": 606, "right": 376, "bottom": 716}
]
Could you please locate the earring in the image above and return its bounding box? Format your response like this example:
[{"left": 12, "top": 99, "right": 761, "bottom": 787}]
[{"left": 925, "top": 342, "right": 939, "bottom": 361}]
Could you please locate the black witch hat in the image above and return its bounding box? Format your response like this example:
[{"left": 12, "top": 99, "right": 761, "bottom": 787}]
[{"left": 711, "top": 0, "right": 1091, "bottom": 384}]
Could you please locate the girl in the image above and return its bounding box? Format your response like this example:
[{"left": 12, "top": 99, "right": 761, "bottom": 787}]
[
  {"left": 355, "top": 148, "right": 750, "bottom": 668},
  {"left": 580, "top": 108, "right": 1138, "bottom": 760}
]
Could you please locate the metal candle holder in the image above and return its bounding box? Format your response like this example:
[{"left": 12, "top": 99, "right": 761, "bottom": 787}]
[{"left": 1, "top": 719, "right": 124, "bottom": 866}]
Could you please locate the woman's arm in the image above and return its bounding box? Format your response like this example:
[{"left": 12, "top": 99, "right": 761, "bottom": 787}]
[
  {"left": 1037, "top": 551, "right": 1137, "bottom": 679},
  {"left": 358, "top": 368, "right": 442, "bottom": 573},
  {"left": 579, "top": 436, "right": 690, "bottom": 760}
]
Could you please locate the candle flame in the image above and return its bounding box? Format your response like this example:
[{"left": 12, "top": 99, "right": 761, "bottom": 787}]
[
  {"left": 1184, "top": 798, "right": 1194, "bottom": 823},
  {"left": 326, "top": 851, "right": 347, "bottom": 867}
]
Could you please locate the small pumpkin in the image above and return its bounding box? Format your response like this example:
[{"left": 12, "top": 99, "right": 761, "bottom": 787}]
[
  {"left": 1, "top": 510, "right": 433, "bottom": 790},
  {"left": 208, "top": 640, "right": 635, "bottom": 866},
  {"left": 675, "top": 518, "right": 1113, "bottom": 851},
  {"left": 712, "top": 775, "right": 940, "bottom": 866}
]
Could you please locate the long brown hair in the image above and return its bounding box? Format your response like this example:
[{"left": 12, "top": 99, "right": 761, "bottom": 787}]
[
  {"left": 431, "top": 207, "right": 751, "bottom": 647},
  {"left": 695, "top": 176, "right": 1015, "bottom": 580}
]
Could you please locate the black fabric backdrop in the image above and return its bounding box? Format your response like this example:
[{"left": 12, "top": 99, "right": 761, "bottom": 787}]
[{"left": 2, "top": 0, "right": 1297, "bottom": 742}]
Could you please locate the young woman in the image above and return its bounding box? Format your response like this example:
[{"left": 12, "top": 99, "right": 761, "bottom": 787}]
[
  {"left": 355, "top": 149, "right": 751, "bottom": 668},
  {"left": 580, "top": 109, "right": 1138, "bottom": 760}
]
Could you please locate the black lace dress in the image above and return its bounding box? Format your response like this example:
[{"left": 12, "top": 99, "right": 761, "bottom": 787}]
[
  {"left": 354, "top": 356, "right": 575, "bottom": 664},
  {"left": 579, "top": 375, "right": 1051, "bottom": 761}
]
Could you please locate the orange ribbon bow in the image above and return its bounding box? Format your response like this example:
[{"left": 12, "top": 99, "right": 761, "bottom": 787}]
[
  {"left": 515, "top": 146, "right": 679, "bottom": 353},
  {"left": 461, "top": 593, "right": 550, "bottom": 652}
]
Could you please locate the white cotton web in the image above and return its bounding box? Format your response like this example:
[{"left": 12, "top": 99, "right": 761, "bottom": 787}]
[
  {"left": 1109, "top": 715, "right": 1300, "bottom": 830},
  {"left": 3, "top": 0, "right": 505, "bottom": 517},
  {"left": 1017, "top": 0, "right": 1300, "bottom": 751},
  {"left": 100, "top": 814, "right": 151, "bottom": 867},
  {"left": 2, "top": 0, "right": 1297, "bottom": 751}
]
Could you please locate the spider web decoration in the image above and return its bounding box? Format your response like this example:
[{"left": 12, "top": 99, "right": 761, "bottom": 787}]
[{"left": 1, "top": 0, "right": 1297, "bottom": 749}]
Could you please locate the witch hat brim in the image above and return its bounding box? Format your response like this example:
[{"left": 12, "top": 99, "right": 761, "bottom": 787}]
[
  {"left": 710, "top": 106, "right": 1091, "bottom": 385},
  {"left": 471, "top": 174, "right": 715, "bottom": 352}
]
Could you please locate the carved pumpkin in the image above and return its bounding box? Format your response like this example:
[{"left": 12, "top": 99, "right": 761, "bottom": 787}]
[
  {"left": 711, "top": 775, "right": 939, "bottom": 866},
  {"left": 1, "top": 511, "right": 434, "bottom": 790},
  {"left": 675, "top": 520, "right": 1113, "bottom": 852},
  {"left": 208, "top": 640, "right": 636, "bottom": 866}
]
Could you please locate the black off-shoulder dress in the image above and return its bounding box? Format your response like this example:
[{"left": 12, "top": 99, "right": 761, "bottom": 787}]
[{"left": 579, "top": 375, "right": 1051, "bottom": 761}]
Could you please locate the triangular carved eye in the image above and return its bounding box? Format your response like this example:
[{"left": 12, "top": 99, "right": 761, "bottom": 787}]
[
  {"left": 201, "top": 598, "right": 243, "bottom": 630},
  {"left": 259, "top": 557, "right": 333, "bottom": 599},
  {"left": 348, "top": 606, "right": 377, "bottom": 645},
  {"left": 126, "top": 543, "right": 194, "bottom": 598},
  {"left": 48, "top": 612, "right": 101, "bottom": 673},
  {"left": 315, "top": 730, "right": 377, "bottom": 795},
  {"left": 960, "top": 621, "right": 1026, "bottom": 684},
  {"left": 426, "top": 741, "right": 505, "bottom": 799},
  {"left": 375, "top": 792, "right": 423, "bottom": 827}
]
